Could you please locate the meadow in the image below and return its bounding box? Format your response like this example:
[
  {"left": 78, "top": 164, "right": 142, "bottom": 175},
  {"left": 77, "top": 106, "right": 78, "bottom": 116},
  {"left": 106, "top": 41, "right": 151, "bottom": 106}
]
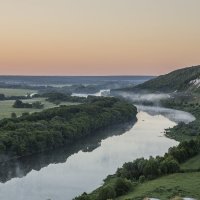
[
  {"left": 0, "top": 98, "right": 79, "bottom": 119},
  {"left": 0, "top": 88, "right": 37, "bottom": 96}
]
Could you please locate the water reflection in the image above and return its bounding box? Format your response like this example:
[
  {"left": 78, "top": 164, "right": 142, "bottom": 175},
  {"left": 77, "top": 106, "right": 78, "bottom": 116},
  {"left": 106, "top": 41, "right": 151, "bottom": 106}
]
[{"left": 0, "top": 122, "right": 134, "bottom": 183}]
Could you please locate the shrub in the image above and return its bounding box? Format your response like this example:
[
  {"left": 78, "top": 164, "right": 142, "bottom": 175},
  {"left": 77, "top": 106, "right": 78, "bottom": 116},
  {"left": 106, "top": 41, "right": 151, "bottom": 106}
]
[
  {"left": 98, "top": 186, "right": 116, "bottom": 200},
  {"left": 139, "top": 175, "right": 145, "bottom": 183},
  {"left": 114, "top": 178, "right": 132, "bottom": 196}
]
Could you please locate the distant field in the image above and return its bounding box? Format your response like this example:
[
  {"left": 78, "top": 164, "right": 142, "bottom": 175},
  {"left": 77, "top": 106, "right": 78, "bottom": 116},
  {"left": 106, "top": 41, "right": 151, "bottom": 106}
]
[
  {"left": 0, "top": 98, "right": 79, "bottom": 119},
  {"left": 0, "top": 88, "right": 37, "bottom": 96},
  {"left": 181, "top": 154, "right": 200, "bottom": 170},
  {"left": 117, "top": 172, "right": 200, "bottom": 200}
]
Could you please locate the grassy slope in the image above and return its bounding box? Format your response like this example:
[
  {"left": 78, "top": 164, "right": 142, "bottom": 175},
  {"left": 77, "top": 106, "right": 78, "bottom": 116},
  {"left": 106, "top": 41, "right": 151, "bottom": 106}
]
[
  {"left": 117, "top": 172, "right": 200, "bottom": 200},
  {"left": 181, "top": 154, "right": 200, "bottom": 170},
  {"left": 114, "top": 153, "right": 200, "bottom": 200},
  {"left": 115, "top": 65, "right": 200, "bottom": 93},
  {"left": 0, "top": 98, "right": 79, "bottom": 119}
]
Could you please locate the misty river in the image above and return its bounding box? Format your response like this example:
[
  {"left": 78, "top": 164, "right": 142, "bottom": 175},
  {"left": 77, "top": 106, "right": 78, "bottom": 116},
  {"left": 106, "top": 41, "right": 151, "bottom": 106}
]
[{"left": 0, "top": 106, "right": 195, "bottom": 200}]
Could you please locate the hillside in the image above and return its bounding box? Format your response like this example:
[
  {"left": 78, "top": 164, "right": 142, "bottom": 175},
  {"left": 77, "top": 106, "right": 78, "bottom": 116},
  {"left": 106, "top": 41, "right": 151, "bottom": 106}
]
[{"left": 118, "top": 65, "right": 200, "bottom": 93}]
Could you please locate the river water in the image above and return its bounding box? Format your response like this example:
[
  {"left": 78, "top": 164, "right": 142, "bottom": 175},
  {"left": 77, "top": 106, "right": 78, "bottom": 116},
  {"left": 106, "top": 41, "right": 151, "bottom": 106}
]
[{"left": 0, "top": 106, "right": 195, "bottom": 200}]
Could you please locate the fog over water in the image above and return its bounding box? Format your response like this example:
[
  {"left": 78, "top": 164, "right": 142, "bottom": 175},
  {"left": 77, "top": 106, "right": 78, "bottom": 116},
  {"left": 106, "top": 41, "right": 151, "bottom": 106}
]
[
  {"left": 136, "top": 105, "right": 195, "bottom": 124},
  {"left": 72, "top": 89, "right": 110, "bottom": 97},
  {"left": 117, "top": 92, "right": 171, "bottom": 102}
]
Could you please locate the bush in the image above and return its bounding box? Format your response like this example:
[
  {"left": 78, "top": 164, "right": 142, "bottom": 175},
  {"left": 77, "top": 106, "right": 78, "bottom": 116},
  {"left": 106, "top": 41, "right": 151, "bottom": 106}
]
[
  {"left": 114, "top": 178, "right": 132, "bottom": 196},
  {"left": 98, "top": 186, "right": 116, "bottom": 200},
  {"left": 139, "top": 175, "right": 145, "bottom": 183}
]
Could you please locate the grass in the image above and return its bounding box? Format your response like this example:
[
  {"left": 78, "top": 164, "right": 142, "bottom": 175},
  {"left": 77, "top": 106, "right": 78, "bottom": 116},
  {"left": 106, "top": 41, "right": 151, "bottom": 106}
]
[
  {"left": 0, "top": 88, "right": 37, "bottom": 96},
  {"left": 181, "top": 154, "right": 200, "bottom": 170},
  {"left": 0, "top": 98, "right": 79, "bottom": 119},
  {"left": 117, "top": 172, "right": 200, "bottom": 200}
]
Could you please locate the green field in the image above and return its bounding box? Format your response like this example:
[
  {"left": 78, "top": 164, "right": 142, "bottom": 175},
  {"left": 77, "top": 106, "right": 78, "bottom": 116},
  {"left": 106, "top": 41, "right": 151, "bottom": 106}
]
[
  {"left": 0, "top": 98, "right": 79, "bottom": 119},
  {"left": 117, "top": 172, "right": 200, "bottom": 200},
  {"left": 0, "top": 88, "right": 37, "bottom": 96}
]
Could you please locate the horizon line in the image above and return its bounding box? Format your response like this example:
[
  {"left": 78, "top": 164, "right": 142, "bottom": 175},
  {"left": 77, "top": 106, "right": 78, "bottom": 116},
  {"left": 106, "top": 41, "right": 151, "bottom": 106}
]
[{"left": 0, "top": 74, "right": 156, "bottom": 77}]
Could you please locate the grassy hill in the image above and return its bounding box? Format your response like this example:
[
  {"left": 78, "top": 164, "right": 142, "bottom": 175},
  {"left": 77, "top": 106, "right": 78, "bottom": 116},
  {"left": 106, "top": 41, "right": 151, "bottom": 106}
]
[
  {"left": 117, "top": 172, "right": 200, "bottom": 200},
  {"left": 118, "top": 65, "right": 200, "bottom": 93},
  {"left": 117, "top": 154, "right": 200, "bottom": 200}
]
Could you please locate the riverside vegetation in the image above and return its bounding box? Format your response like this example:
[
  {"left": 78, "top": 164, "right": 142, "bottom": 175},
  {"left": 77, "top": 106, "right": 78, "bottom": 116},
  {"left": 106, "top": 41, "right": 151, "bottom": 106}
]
[
  {"left": 75, "top": 66, "right": 200, "bottom": 200},
  {"left": 0, "top": 97, "right": 137, "bottom": 161}
]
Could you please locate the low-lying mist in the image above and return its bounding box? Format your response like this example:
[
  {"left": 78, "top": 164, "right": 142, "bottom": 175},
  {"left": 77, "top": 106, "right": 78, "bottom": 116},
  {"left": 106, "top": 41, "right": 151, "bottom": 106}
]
[
  {"left": 112, "top": 91, "right": 195, "bottom": 124},
  {"left": 136, "top": 105, "right": 195, "bottom": 124},
  {"left": 113, "top": 91, "right": 170, "bottom": 105}
]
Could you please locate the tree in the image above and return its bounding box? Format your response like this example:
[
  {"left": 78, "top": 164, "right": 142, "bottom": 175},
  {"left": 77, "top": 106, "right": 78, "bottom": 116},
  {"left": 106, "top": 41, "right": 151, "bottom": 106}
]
[
  {"left": 114, "top": 178, "right": 132, "bottom": 196},
  {"left": 11, "top": 112, "right": 17, "bottom": 119},
  {"left": 98, "top": 186, "right": 116, "bottom": 200},
  {"left": 32, "top": 101, "right": 44, "bottom": 109},
  {"left": 0, "top": 94, "right": 5, "bottom": 100}
]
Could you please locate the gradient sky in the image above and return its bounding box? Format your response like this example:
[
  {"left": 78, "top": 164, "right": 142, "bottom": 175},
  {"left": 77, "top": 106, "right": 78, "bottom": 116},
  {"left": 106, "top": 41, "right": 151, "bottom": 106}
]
[{"left": 0, "top": 0, "right": 200, "bottom": 75}]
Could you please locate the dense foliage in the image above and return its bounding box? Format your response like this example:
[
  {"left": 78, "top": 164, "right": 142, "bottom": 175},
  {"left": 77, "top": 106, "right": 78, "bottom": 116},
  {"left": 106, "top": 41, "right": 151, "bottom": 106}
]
[
  {"left": 162, "top": 96, "right": 200, "bottom": 141},
  {"left": 13, "top": 99, "right": 44, "bottom": 109},
  {"left": 0, "top": 97, "right": 137, "bottom": 160},
  {"left": 41, "top": 92, "right": 87, "bottom": 104},
  {"left": 74, "top": 138, "right": 200, "bottom": 200},
  {"left": 0, "top": 93, "right": 31, "bottom": 101}
]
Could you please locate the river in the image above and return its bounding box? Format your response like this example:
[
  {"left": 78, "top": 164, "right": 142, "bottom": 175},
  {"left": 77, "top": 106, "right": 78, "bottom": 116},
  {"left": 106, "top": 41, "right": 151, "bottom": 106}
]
[{"left": 0, "top": 105, "right": 195, "bottom": 200}]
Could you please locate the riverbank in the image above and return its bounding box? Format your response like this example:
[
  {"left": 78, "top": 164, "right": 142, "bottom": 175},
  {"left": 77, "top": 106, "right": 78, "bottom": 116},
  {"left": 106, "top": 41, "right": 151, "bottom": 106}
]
[
  {"left": 74, "top": 98, "right": 200, "bottom": 200},
  {"left": 162, "top": 97, "right": 200, "bottom": 142},
  {"left": 74, "top": 138, "right": 200, "bottom": 200}
]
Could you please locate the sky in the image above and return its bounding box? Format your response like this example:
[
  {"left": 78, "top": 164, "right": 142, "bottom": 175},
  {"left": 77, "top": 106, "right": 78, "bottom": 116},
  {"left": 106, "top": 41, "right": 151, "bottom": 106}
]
[{"left": 0, "top": 0, "right": 200, "bottom": 76}]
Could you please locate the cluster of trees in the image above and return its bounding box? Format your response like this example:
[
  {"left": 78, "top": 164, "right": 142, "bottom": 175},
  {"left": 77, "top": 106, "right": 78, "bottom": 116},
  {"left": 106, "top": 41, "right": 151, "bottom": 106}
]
[
  {"left": 0, "top": 93, "right": 31, "bottom": 101},
  {"left": 41, "top": 92, "right": 87, "bottom": 104},
  {"left": 117, "top": 139, "right": 200, "bottom": 182},
  {"left": 75, "top": 138, "right": 200, "bottom": 200},
  {"left": 0, "top": 97, "right": 137, "bottom": 160},
  {"left": 12, "top": 99, "right": 44, "bottom": 109}
]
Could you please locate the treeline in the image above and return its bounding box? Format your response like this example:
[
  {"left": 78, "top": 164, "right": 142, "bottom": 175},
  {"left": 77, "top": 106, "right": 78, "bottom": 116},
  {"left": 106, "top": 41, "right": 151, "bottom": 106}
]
[
  {"left": 75, "top": 138, "right": 200, "bottom": 200},
  {"left": 12, "top": 99, "right": 44, "bottom": 109},
  {"left": 38, "top": 92, "right": 87, "bottom": 104},
  {"left": 0, "top": 97, "right": 137, "bottom": 160},
  {"left": 162, "top": 97, "right": 200, "bottom": 140},
  {"left": 0, "top": 93, "right": 31, "bottom": 101}
]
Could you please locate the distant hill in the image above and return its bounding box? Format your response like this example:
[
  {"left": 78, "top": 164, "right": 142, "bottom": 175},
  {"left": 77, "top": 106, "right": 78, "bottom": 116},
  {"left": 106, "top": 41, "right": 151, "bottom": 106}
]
[{"left": 117, "top": 65, "right": 200, "bottom": 93}]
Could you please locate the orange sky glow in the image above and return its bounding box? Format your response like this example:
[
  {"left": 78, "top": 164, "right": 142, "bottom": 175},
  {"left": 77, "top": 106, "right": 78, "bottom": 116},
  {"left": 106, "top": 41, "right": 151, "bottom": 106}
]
[{"left": 0, "top": 0, "right": 200, "bottom": 75}]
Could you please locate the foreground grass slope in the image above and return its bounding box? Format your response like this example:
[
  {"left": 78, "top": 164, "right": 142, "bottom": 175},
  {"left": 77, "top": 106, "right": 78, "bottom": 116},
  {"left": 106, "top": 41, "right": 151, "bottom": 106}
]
[
  {"left": 118, "top": 172, "right": 200, "bottom": 200},
  {"left": 118, "top": 153, "right": 200, "bottom": 200}
]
